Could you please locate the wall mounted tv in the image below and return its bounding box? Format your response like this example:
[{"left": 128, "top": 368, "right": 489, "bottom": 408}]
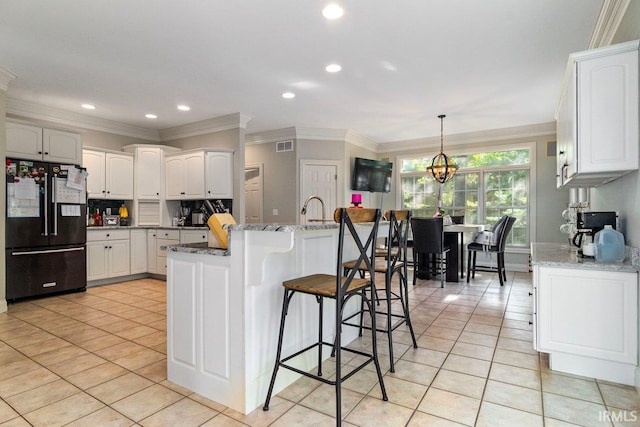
[{"left": 351, "top": 157, "right": 393, "bottom": 193}]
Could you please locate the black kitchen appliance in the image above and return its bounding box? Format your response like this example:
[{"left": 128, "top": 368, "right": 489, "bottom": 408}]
[
  {"left": 5, "top": 158, "right": 87, "bottom": 301},
  {"left": 572, "top": 211, "right": 617, "bottom": 247}
]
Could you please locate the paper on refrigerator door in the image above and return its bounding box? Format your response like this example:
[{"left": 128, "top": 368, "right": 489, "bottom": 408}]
[
  {"left": 55, "top": 179, "right": 84, "bottom": 203},
  {"left": 65, "top": 167, "right": 87, "bottom": 192},
  {"left": 14, "top": 177, "right": 38, "bottom": 199},
  {"left": 7, "top": 181, "right": 40, "bottom": 217}
]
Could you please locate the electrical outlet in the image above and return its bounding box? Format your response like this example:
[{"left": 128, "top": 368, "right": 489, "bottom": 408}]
[{"left": 272, "top": 209, "right": 278, "bottom": 216}]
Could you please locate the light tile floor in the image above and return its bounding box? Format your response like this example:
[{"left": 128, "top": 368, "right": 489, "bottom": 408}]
[{"left": 1, "top": 273, "right": 640, "bottom": 426}]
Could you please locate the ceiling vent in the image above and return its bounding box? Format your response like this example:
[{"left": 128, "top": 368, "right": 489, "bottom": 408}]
[{"left": 276, "top": 140, "right": 294, "bottom": 152}]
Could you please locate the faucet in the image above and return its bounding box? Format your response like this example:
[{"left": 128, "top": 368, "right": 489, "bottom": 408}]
[{"left": 301, "top": 196, "right": 326, "bottom": 221}]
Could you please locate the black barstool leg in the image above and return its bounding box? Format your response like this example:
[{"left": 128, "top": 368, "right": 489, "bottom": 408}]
[
  {"left": 318, "top": 296, "right": 324, "bottom": 376},
  {"left": 335, "top": 294, "right": 343, "bottom": 425},
  {"left": 364, "top": 285, "right": 388, "bottom": 402},
  {"left": 466, "top": 250, "right": 472, "bottom": 283},
  {"left": 498, "top": 253, "right": 505, "bottom": 286},
  {"left": 263, "top": 290, "right": 293, "bottom": 411},
  {"left": 385, "top": 271, "right": 394, "bottom": 372},
  {"left": 400, "top": 270, "right": 418, "bottom": 348}
]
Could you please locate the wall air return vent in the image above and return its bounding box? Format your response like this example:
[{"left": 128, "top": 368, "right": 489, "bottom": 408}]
[{"left": 276, "top": 140, "right": 294, "bottom": 152}]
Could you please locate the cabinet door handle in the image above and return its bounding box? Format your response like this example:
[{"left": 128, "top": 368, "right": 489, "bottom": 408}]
[
  {"left": 558, "top": 151, "right": 565, "bottom": 155},
  {"left": 104, "top": 246, "right": 108, "bottom": 249},
  {"left": 106, "top": 234, "right": 110, "bottom": 237},
  {"left": 529, "top": 292, "right": 532, "bottom": 296},
  {"left": 38, "top": 151, "right": 43, "bottom": 155},
  {"left": 44, "top": 152, "right": 49, "bottom": 155}
]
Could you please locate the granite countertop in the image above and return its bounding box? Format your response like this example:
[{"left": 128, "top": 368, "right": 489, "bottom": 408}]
[
  {"left": 88, "top": 225, "right": 210, "bottom": 230},
  {"left": 226, "top": 222, "right": 339, "bottom": 232},
  {"left": 163, "top": 242, "right": 230, "bottom": 256},
  {"left": 531, "top": 242, "right": 639, "bottom": 273}
]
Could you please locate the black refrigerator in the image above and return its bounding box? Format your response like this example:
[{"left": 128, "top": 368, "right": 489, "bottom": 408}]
[{"left": 6, "top": 158, "right": 87, "bottom": 301}]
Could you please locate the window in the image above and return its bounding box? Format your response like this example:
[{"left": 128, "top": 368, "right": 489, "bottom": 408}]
[{"left": 399, "top": 146, "right": 534, "bottom": 247}]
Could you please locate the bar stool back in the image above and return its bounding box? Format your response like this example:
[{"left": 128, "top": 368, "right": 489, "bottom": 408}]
[
  {"left": 263, "top": 208, "right": 388, "bottom": 424},
  {"left": 342, "top": 209, "right": 417, "bottom": 372}
]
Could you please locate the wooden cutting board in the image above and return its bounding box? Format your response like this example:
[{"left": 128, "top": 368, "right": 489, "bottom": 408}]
[{"left": 207, "top": 213, "right": 236, "bottom": 249}]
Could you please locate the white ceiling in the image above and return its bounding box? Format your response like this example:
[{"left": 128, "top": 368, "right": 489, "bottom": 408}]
[{"left": 0, "top": 0, "right": 604, "bottom": 143}]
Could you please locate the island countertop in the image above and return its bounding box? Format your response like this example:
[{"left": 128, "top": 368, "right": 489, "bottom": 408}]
[{"left": 531, "top": 242, "right": 639, "bottom": 272}]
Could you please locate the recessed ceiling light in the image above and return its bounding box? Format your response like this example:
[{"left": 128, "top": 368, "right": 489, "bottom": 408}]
[
  {"left": 325, "top": 63, "right": 342, "bottom": 73},
  {"left": 177, "top": 105, "right": 190, "bottom": 111},
  {"left": 322, "top": 4, "right": 344, "bottom": 19},
  {"left": 81, "top": 104, "right": 96, "bottom": 110},
  {"left": 145, "top": 113, "right": 158, "bottom": 119},
  {"left": 282, "top": 92, "right": 296, "bottom": 99}
]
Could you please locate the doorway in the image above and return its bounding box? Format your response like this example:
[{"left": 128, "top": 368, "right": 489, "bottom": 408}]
[
  {"left": 245, "top": 164, "right": 263, "bottom": 224},
  {"left": 300, "top": 160, "right": 342, "bottom": 225}
]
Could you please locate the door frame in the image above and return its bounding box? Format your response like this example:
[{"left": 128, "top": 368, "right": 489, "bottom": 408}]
[
  {"left": 299, "top": 159, "right": 343, "bottom": 224},
  {"left": 244, "top": 164, "right": 263, "bottom": 224}
]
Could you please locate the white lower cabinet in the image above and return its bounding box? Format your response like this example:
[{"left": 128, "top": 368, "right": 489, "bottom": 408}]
[
  {"left": 130, "top": 229, "right": 147, "bottom": 274},
  {"left": 155, "top": 229, "right": 180, "bottom": 276},
  {"left": 180, "top": 229, "right": 209, "bottom": 244},
  {"left": 147, "top": 229, "right": 158, "bottom": 274},
  {"left": 87, "top": 229, "right": 131, "bottom": 281},
  {"left": 534, "top": 265, "right": 638, "bottom": 385},
  {"left": 88, "top": 227, "right": 210, "bottom": 280}
]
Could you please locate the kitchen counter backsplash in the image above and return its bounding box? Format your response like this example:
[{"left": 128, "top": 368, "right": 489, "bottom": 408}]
[{"left": 531, "top": 242, "right": 639, "bottom": 272}]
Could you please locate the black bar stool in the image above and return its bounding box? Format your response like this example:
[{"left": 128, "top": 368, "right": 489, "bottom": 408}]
[
  {"left": 263, "top": 208, "right": 388, "bottom": 425},
  {"left": 342, "top": 209, "right": 418, "bottom": 372}
]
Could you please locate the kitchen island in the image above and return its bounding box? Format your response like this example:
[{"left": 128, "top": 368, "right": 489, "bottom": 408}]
[
  {"left": 531, "top": 242, "right": 640, "bottom": 386},
  {"left": 164, "top": 222, "right": 385, "bottom": 414}
]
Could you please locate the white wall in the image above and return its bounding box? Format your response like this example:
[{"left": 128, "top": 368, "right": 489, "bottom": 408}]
[{"left": 0, "top": 89, "right": 7, "bottom": 312}]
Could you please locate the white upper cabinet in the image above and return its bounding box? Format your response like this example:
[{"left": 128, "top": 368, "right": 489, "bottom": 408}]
[
  {"left": 6, "top": 122, "right": 82, "bottom": 164},
  {"left": 556, "top": 40, "right": 639, "bottom": 188},
  {"left": 83, "top": 149, "right": 134, "bottom": 200},
  {"left": 136, "top": 147, "right": 163, "bottom": 199},
  {"left": 205, "top": 151, "right": 234, "bottom": 199},
  {"left": 165, "top": 151, "right": 206, "bottom": 200}
]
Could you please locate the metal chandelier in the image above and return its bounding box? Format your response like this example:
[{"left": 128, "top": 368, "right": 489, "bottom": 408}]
[{"left": 426, "top": 114, "right": 458, "bottom": 183}]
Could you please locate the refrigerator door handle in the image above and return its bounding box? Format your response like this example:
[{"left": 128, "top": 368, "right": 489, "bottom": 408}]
[
  {"left": 42, "top": 172, "right": 49, "bottom": 236},
  {"left": 52, "top": 175, "right": 58, "bottom": 236},
  {"left": 11, "top": 247, "right": 85, "bottom": 256}
]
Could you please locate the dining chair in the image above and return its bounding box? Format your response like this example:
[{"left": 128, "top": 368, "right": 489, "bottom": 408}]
[
  {"left": 263, "top": 208, "right": 388, "bottom": 424},
  {"left": 466, "top": 215, "right": 516, "bottom": 286},
  {"left": 411, "top": 217, "right": 450, "bottom": 288},
  {"left": 342, "top": 209, "right": 418, "bottom": 372}
]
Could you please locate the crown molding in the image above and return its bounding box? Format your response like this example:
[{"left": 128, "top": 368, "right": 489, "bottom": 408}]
[
  {"left": 5, "top": 98, "right": 252, "bottom": 142},
  {"left": 159, "top": 112, "right": 252, "bottom": 141},
  {"left": 379, "top": 122, "right": 556, "bottom": 153},
  {"left": 589, "top": 0, "right": 630, "bottom": 48},
  {"left": 6, "top": 98, "right": 160, "bottom": 140},
  {"left": 0, "top": 67, "right": 16, "bottom": 91},
  {"left": 344, "top": 130, "right": 379, "bottom": 152},
  {"left": 245, "top": 127, "right": 297, "bottom": 145},
  {"left": 245, "top": 126, "right": 379, "bottom": 152}
]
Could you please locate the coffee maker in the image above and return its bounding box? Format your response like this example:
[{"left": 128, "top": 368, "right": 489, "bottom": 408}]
[{"left": 573, "top": 211, "right": 617, "bottom": 248}]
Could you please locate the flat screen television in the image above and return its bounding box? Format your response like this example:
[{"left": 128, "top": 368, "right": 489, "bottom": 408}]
[{"left": 351, "top": 157, "right": 393, "bottom": 193}]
